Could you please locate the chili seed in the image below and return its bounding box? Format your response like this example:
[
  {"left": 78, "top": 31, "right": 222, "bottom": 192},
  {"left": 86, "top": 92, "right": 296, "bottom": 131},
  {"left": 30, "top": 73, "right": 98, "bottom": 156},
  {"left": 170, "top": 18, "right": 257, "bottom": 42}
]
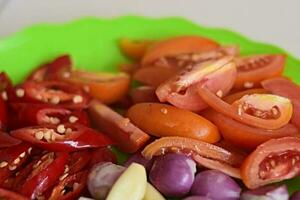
[
  {"left": 0, "top": 161, "right": 8, "bottom": 168},
  {"left": 73, "top": 95, "right": 83, "bottom": 103},
  {"left": 69, "top": 116, "right": 78, "bottom": 123},
  {"left": 15, "top": 88, "right": 25, "bottom": 97}
]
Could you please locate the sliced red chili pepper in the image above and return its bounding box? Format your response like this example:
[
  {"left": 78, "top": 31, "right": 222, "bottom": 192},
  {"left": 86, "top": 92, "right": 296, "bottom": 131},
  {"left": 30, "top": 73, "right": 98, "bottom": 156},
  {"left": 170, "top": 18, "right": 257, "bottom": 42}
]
[
  {"left": 130, "top": 86, "right": 159, "bottom": 104},
  {"left": 20, "top": 152, "right": 68, "bottom": 199},
  {"left": 68, "top": 150, "right": 91, "bottom": 174},
  {"left": 11, "top": 123, "right": 114, "bottom": 152},
  {"left": 26, "top": 64, "right": 48, "bottom": 82},
  {"left": 90, "top": 147, "right": 117, "bottom": 166},
  {"left": 0, "top": 143, "right": 32, "bottom": 185},
  {"left": 0, "top": 131, "right": 21, "bottom": 148},
  {"left": 0, "top": 72, "right": 13, "bottom": 92},
  {"left": 48, "top": 170, "right": 88, "bottom": 200},
  {"left": 0, "top": 188, "right": 29, "bottom": 200},
  {"left": 0, "top": 97, "right": 7, "bottom": 131}
]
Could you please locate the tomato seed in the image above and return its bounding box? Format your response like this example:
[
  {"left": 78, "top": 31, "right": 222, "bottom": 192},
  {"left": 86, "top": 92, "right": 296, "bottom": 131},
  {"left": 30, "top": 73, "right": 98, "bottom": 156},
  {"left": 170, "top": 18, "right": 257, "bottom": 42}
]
[{"left": 160, "top": 108, "right": 168, "bottom": 114}]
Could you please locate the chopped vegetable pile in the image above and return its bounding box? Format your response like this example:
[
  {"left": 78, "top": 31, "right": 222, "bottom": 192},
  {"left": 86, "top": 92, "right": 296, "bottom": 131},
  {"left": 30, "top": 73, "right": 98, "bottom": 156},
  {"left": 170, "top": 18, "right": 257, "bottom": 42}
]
[{"left": 0, "top": 35, "right": 300, "bottom": 200}]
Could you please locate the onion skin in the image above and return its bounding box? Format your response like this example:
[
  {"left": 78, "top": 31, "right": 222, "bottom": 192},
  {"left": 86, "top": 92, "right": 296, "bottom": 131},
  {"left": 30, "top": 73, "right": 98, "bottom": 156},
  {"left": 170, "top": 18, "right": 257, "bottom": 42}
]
[
  {"left": 291, "top": 190, "right": 300, "bottom": 200},
  {"left": 87, "top": 162, "right": 125, "bottom": 200},
  {"left": 124, "top": 152, "right": 153, "bottom": 172},
  {"left": 240, "top": 185, "right": 289, "bottom": 200},
  {"left": 191, "top": 170, "right": 241, "bottom": 200},
  {"left": 183, "top": 196, "right": 213, "bottom": 200},
  {"left": 149, "top": 153, "right": 196, "bottom": 197}
]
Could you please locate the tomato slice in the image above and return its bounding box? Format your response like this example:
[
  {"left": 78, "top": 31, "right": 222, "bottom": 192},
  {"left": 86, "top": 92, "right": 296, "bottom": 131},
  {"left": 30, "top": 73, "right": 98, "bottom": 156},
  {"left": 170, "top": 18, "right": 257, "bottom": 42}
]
[
  {"left": 64, "top": 70, "right": 130, "bottom": 104},
  {"left": 130, "top": 86, "right": 159, "bottom": 104},
  {"left": 234, "top": 54, "right": 285, "bottom": 89},
  {"left": 141, "top": 36, "right": 220, "bottom": 66},
  {"left": 90, "top": 147, "right": 117, "bottom": 166},
  {"left": 0, "top": 143, "right": 32, "bottom": 185},
  {"left": 203, "top": 109, "right": 299, "bottom": 150},
  {"left": 224, "top": 88, "right": 268, "bottom": 104},
  {"left": 0, "top": 132, "right": 21, "bottom": 148},
  {"left": 142, "top": 136, "right": 245, "bottom": 178},
  {"left": 241, "top": 137, "right": 300, "bottom": 189},
  {"left": 20, "top": 152, "right": 68, "bottom": 198},
  {"left": 119, "top": 38, "right": 154, "bottom": 60},
  {"left": 88, "top": 99, "right": 150, "bottom": 153},
  {"left": 11, "top": 123, "right": 113, "bottom": 152},
  {"left": 262, "top": 77, "right": 300, "bottom": 129},
  {"left": 49, "top": 170, "right": 88, "bottom": 200},
  {"left": 156, "top": 56, "right": 237, "bottom": 111},
  {"left": 127, "top": 103, "right": 220, "bottom": 143},
  {"left": 0, "top": 188, "right": 29, "bottom": 200},
  {"left": 198, "top": 86, "right": 293, "bottom": 129}
]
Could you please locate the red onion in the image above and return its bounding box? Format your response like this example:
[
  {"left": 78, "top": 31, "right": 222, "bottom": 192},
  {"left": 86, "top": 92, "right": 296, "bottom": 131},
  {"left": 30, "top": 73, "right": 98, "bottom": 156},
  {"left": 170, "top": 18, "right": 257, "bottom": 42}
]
[
  {"left": 183, "top": 196, "right": 213, "bottom": 200},
  {"left": 291, "top": 190, "right": 300, "bottom": 200},
  {"left": 241, "top": 185, "right": 288, "bottom": 200},
  {"left": 124, "top": 152, "right": 153, "bottom": 172},
  {"left": 191, "top": 170, "right": 240, "bottom": 200},
  {"left": 149, "top": 153, "right": 196, "bottom": 197}
]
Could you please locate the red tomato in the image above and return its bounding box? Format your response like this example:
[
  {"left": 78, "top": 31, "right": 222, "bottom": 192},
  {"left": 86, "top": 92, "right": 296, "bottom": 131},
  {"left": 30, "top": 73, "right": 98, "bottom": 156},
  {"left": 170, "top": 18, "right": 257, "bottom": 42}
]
[
  {"left": 156, "top": 56, "right": 237, "bottom": 111},
  {"left": 0, "top": 132, "right": 21, "bottom": 148},
  {"left": 11, "top": 123, "right": 113, "bottom": 152},
  {"left": 90, "top": 147, "right": 117, "bottom": 166},
  {"left": 234, "top": 54, "right": 285, "bottom": 89},
  {"left": 0, "top": 188, "right": 29, "bottom": 200},
  {"left": 130, "top": 86, "right": 159, "bottom": 104},
  {"left": 224, "top": 88, "right": 269, "bottom": 104},
  {"left": 198, "top": 86, "right": 293, "bottom": 129},
  {"left": 88, "top": 99, "right": 150, "bottom": 153},
  {"left": 241, "top": 137, "right": 300, "bottom": 189},
  {"left": 20, "top": 152, "right": 68, "bottom": 198},
  {"left": 142, "top": 136, "right": 245, "bottom": 178},
  {"left": 0, "top": 143, "right": 32, "bottom": 185},
  {"left": 262, "top": 77, "right": 300, "bottom": 129},
  {"left": 203, "top": 110, "right": 299, "bottom": 150}
]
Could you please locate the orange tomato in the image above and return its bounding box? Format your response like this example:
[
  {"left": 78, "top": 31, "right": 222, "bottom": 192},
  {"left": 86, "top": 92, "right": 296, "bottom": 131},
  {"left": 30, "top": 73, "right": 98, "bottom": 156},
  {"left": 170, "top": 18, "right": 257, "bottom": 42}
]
[{"left": 119, "top": 38, "right": 153, "bottom": 60}]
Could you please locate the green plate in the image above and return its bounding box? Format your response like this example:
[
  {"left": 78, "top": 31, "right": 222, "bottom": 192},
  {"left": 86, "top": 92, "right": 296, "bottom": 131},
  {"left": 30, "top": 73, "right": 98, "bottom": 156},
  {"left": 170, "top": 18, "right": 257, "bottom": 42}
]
[{"left": 0, "top": 16, "right": 300, "bottom": 194}]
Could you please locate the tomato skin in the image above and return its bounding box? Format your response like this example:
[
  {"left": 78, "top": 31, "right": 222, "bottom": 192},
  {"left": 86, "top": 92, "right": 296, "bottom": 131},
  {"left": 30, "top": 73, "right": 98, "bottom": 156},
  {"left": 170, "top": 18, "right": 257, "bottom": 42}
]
[
  {"left": 0, "top": 132, "right": 21, "bottom": 148},
  {"left": 234, "top": 54, "right": 285, "bottom": 89},
  {"left": 119, "top": 38, "right": 153, "bottom": 60},
  {"left": 141, "top": 36, "right": 219, "bottom": 66},
  {"left": 241, "top": 137, "right": 300, "bottom": 189},
  {"left": 11, "top": 123, "right": 113, "bottom": 152},
  {"left": 127, "top": 103, "right": 220, "bottom": 143},
  {"left": 88, "top": 100, "right": 150, "bottom": 153},
  {"left": 0, "top": 188, "right": 29, "bottom": 200},
  {"left": 203, "top": 110, "right": 299, "bottom": 150},
  {"left": 224, "top": 88, "right": 268, "bottom": 104}
]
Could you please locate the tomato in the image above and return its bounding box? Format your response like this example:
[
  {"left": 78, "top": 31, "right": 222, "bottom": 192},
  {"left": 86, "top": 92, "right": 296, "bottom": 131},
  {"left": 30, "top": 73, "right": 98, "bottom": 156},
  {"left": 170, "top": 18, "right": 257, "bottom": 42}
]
[
  {"left": 11, "top": 123, "right": 113, "bottom": 152},
  {"left": 141, "top": 36, "right": 220, "bottom": 66},
  {"left": 119, "top": 38, "right": 153, "bottom": 60},
  {"left": 0, "top": 143, "right": 32, "bottom": 185},
  {"left": 64, "top": 70, "right": 130, "bottom": 104},
  {"left": 262, "top": 77, "right": 300, "bottom": 129},
  {"left": 198, "top": 86, "right": 293, "bottom": 129},
  {"left": 127, "top": 103, "right": 220, "bottom": 143},
  {"left": 48, "top": 170, "right": 88, "bottom": 200},
  {"left": 0, "top": 188, "right": 29, "bottom": 200},
  {"left": 130, "top": 86, "right": 159, "bottom": 104},
  {"left": 241, "top": 137, "right": 300, "bottom": 189},
  {"left": 142, "top": 136, "right": 245, "bottom": 178},
  {"left": 0, "top": 132, "right": 21, "bottom": 148},
  {"left": 88, "top": 99, "right": 150, "bottom": 153},
  {"left": 90, "top": 147, "right": 117, "bottom": 166},
  {"left": 156, "top": 56, "right": 237, "bottom": 111},
  {"left": 203, "top": 109, "right": 299, "bottom": 150},
  {"left": 118, "top": 63, "right": 139, "bottom": 75},
  {"left": 224, "top": 88, "right": 268, "bottom": 104},
  {"left": 20, "top": 152, "right": 68, "bottom": 198},
  {"left": 234, "top": 54, "right": 285, "bottom": 89}
]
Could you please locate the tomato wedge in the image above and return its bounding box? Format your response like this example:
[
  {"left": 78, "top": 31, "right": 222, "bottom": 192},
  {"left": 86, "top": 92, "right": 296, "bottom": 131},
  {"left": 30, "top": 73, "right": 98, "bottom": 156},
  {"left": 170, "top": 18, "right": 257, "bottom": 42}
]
[
  {"left": 88, "top": 99, "right": 150, "bottom": 153},
  {"left": 262, "top": 77, "right": 300, "bottom": 129},
  {"left": 127, "top": 103, "right": 220, "bottom": 143},
  {"left": 63, "top": 71, "right": 130, "bottom": 104},
  {"left": 20, "top": 152, "right": 68, "bottom": 198},
  {"left": 234, "top": 54, "right": 285, "bottom": 89},
  {"left": 198, "top": 86, "right": 293, "bottom": 129},
  {"left": 156, "top": 56, "right": 237, "bottom": 111},
  {"left": 142, "top": 136, "right": 245, "bottom": 178},
  {"left": 203, "top": 110, "right": 299, "bottom": 150},
  {"left": 0, "top": 132, "right": 21, "bottom": 148},
  {"left": 241, "top": 137, "right": 300, "bottom": 189},
  {"left": 11, "top": 123, "right": 113, "bottom": 152},
  {"left": 224, "top": 88, "right": 268, "bottom": 104},
  {"left": 130, "top": 86, "right": 159, "bottom": 104},
  {"left": 119, "top": 38, "right": 153, "bottom": 60},
  {"left": 0, "top": 188, "right": 29, "bottom": 200},
  {"left": 141, "top": 36, "right": 220, "bottom": 66}
]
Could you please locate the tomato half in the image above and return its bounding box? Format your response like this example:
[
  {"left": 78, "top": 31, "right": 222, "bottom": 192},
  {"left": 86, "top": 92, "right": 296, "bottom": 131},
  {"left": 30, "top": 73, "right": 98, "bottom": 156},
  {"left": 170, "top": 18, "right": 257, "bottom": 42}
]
[
  {"left": 64, "top": 70, "right": 130, "bottom": 104},
  {"left": 262, "top": 77, "right": 300, "bottom": 129},
  {"left": 0, "top": 188, "right": 29, "bottom": 200},
  {"left": 198, "top": 86, "right": 293, "bottom": 129},
  {"left": 234, "top": 54, "right": 285, "bottom": 89},
  {"left": 203, "top": 110, "right": 299, "bottom": 150},
  {"left": 0, "top": 132, "right": 21, "bottom": 148},
  {"left": 127, "top": 103, "right": 220, "bottom": 143},
  {"left": 119, "top": 38, "right": 153, "bottom": 60},
  {"left": 130, "top": 86, "right": 159, "bottom": 104},
  {"left": 88, "top": 100, "right": 150, "bottom": 153},
  {"left": 241, "top": 137, "right": 300, "bottom": 189},
  {"left": 141, "top": 36, "right": 220, "bottom": 66},
  {"left": 156, "top": 56, "right": 237, "bottom": 111},
  {"left": 11, "top": 123, "right": 113, "bottom": 152}
]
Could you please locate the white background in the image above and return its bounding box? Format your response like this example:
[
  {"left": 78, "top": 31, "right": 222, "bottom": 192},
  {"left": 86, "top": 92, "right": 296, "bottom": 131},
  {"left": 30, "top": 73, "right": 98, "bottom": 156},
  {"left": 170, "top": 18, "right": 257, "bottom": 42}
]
[{"left": 0, "top": 0, "right": 299, "bottom": 57}]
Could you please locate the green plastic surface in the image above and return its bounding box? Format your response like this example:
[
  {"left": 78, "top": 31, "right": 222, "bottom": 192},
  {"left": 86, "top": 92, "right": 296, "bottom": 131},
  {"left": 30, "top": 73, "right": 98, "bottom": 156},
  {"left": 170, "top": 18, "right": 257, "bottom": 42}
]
[{"left": 0, "top": 16, "right": 300, "bottom": 193}]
